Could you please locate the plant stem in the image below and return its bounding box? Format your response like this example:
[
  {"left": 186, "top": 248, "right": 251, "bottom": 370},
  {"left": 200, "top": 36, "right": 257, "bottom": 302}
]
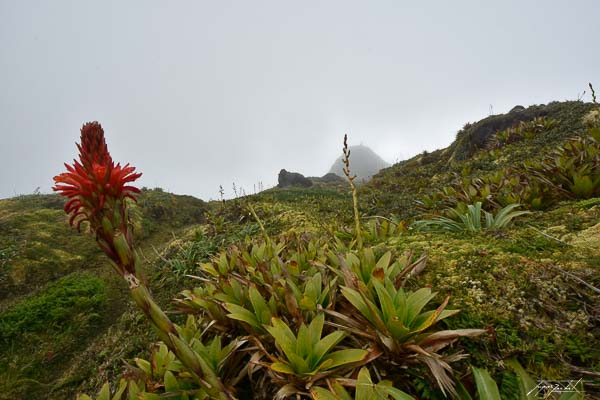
[{"left": 126, "top": 272, "right": 235, "bottom": 400}]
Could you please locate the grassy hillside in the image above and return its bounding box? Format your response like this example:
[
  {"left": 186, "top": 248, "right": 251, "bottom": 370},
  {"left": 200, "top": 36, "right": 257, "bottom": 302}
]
[
  {"left": 0, "top": 189, "right": 208, "bottom": 399},
  {"left": 363, "top": 101, "right": 596, "bottom": 219},
  {"left": 1, "top": 100, "right": 599, "bottom": 399}
]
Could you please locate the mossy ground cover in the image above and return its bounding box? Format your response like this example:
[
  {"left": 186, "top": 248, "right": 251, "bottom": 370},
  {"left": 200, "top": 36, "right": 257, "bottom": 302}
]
[
  {"left": 0, "top": 195, "right": 104, "bottom": 309},
  {"left": 0, "top": 190, "right": 210, "bottom": 399},
  {"left": 386, "top": 200, "right": 599, "bottom": 393},
  {"left": 0, "top": 273, "right": 109, "bottom": 398}
]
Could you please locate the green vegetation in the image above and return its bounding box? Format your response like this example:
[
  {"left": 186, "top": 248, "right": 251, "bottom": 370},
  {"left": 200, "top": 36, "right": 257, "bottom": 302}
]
[
  {"left": 2, "top": 99, "right": 599, "bottom": 399},
  {"left": 413, "top": 202, "right": 530, "bottom": 232},
  {"left": 0, "top": 273, "right": 108, "bottom": 399},
  {"left": 0, "top": 273, "right": 107, "bottom": 343},
  {"left": 0, "top": 190, "right": 209, "bottom": 399},
  {"left": 365, "top": 101, "right": 596, "bottom": 219}
]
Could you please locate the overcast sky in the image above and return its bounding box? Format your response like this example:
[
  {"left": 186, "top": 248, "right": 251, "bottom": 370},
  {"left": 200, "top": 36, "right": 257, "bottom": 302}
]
[{"left": 1, "top": 1, "right": 599, "bottom": 200}]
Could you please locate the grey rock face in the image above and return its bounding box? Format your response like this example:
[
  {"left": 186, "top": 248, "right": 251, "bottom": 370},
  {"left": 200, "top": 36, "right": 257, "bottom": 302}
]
[{"left": 277, "top": 169, "right": 313, "bottom": 188}]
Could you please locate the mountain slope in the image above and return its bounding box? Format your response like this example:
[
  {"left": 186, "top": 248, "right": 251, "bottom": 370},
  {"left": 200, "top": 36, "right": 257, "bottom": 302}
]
[
  {"left": 362, "top": 101, "right": 596, "bottom": 218},
  {"left": 0, "top": 189, "right": 208, "bottom": 399}
]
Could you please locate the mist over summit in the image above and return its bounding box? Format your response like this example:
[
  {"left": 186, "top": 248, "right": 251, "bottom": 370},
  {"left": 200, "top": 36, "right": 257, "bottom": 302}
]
[
  {"left": 328, "top": 144, "right": 390, "bottom": 182},
  {"left": 276, "top": 144, "right": 388, "bottom": 188}
]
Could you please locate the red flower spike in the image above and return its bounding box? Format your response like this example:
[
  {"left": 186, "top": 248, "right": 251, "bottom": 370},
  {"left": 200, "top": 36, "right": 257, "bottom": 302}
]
[
  {"left": 77, "top": 122, "right": 112, "bottom": 170},
  {"left": 53, "top": 121, "right": 142, "bottom": 229}
]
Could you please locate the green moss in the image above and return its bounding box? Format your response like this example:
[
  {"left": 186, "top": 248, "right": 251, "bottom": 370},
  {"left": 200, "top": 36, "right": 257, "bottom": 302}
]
[
  {"left": 0, "top": 273, "right": 107, "bottom": 343},
  {"left": 381, "top": 201, "right": 599, "bottom": 387},
  {"left": 0, "top": 190, "right": 215, "bottom": 399}
]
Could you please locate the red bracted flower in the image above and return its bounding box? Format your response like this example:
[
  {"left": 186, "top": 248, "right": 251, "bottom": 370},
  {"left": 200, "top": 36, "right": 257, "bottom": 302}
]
[
  {"left": 77, "top": 121, "right": 112, "bottom": 170},
  {"left": 52, "top": 122, "right": 233, "bottom": 400},
  {"left": 53, "top": 122, "right": 142, "bottom": 231}
]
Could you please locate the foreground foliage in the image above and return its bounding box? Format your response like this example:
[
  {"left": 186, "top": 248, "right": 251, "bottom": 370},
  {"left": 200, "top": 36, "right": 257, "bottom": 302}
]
[
  {"left": 3, "top": 99, "right": 599, "bottom": 399},
  {"left": 413, "top": 202, "right": 530, "bottom": 233}
]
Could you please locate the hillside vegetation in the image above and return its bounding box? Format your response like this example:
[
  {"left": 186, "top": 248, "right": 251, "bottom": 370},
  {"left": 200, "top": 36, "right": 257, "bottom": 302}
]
[
  {"left": 1, "top": 99, "right": 599, "bottom": 399},
  {"left": 0, "top": 189, "right": 208, "bottom": 399},
  {"left": 364, "top": 101, "right": 596, "bottom": 218}
]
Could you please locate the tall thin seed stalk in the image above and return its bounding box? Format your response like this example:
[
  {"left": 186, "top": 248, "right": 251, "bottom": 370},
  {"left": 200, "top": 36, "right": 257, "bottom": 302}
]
[{"left": 342, "top": 134, "right": 363, "bottom": 248}]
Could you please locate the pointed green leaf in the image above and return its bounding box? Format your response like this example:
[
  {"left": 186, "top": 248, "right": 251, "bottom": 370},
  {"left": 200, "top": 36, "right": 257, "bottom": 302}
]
[
  {"left": 392, "top": 288, "right": 408, "bottom": 325},
  {"left": 341, "top": 286, "right": 374, "bottom": 323},
  {"left": 112, "top": 380, "right": 128, "bottom": 400},
  {"left": 305, "top": 273, "right": 323, "bottom": 301},
  {"left": 266, "top": 317, "right": 298, "bottom": 363},
  {"left": 505, "top": 359, "right": 537, "bottom": 399},
  {"left": 356, "top": 367, "right": 374, "bottom": 399},
  {"left": 373, "top": 279, "right": 396, "bottom": 325},
  {"left": 312, "top": 330, "right": 346, "bottom": 367},
  {"left": 454, "top": 380, "right": 474, "bottom": 400},
  {"left": 308, "top": 312, "right": 325, "bottom": 346},
  {"left": 164, "top": 370, "right": 179, "bottom": 392},
  {"left": 410, "top": 309, "right": 439, "bottom": 333},
  {"left": 330, "top": 381, "right": 353, "bottom": 400},
  {"left": 208, "top": 336, "right": 222, "bottom": 366},
  {"left": 310, "top": 386, "right": 341, "bottom": 400},
  {"left": 249, "top": 286, "right": 271, "bottom": 325},
  {"left": 322, "top": 348, "right": 368, "bottom": 370},
  {"left": 362, "top": 248, "right": 376, "bottom": 274},
  {"left": 411, "top": 309, "right": 459, "bottom": 329},
  {"left": 374, "top": 384, "right": 415, "bottom": 400},
  {"left": 376, "top": 251, "right": 392, "bottom": 272},
  {"left": 287, "top": 279, "right": 303, "bottom": 300},
  {"left": 224, "top": 303, "right": 261, "bottom": 330},
  {"left": 270, "top": 361, "right": 296, "bottom": 375},
  {"left": 318, "top": 277, "right": 336, "bottom": 306},
  {"left": 97, "top": 383, "right": 110, "bottom": 400},
  {"left": 387, "top": 317, "right": 410, "bottom": 341},
  {"left": 300, "top": 295, "right": 317, "bottom": 311},
  {"left": 134, "top": 358, "right": 151, "bottom": 376},
  {"left": 559, "top": 390, "right": 584, "bottom": 400},
  {"left": 127, "top": 381, "right": 140, "bottom": 399},
  {"left": 406, "top": 288, "right": 436, "bottom": 325},
  {"left": 472, "top": 367, "right": 501, "bottom": 400},
  {"left": 288, "top": 352, "right": 311, "bottom": 374},
  {"left": 296, "top": 323, "right": 312, "bottom": 359}
]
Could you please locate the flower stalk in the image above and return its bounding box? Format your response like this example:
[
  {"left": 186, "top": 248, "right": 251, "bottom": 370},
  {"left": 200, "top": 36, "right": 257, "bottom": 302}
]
[
  {"left": 342, "top": 134, "right": 363, "bottom": 249},
  {"left": 53, "top": 122, "right": 234, "bottom": 399}
]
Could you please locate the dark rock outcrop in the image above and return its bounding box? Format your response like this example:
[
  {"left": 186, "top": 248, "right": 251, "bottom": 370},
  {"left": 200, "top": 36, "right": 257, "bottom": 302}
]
[
  {"left": 449, "top": 106, "right": 549, "bottom": 161},
  {"left": 277, "top": 169, "right": 313, "bottom": 188}
]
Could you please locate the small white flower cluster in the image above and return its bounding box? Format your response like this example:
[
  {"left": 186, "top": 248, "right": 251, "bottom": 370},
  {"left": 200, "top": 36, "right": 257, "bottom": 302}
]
[
  {"left": 582, "top": 109, "right": 600, "bottom": 127},
  {"left": 563, "top": 310, "right": 590, "bottom": 330}
]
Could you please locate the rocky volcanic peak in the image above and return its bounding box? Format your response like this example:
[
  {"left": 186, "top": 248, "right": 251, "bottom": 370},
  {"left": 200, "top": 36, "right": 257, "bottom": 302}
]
[{"left": 329, "top": 144, "right": 389, "bottom": 182}]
